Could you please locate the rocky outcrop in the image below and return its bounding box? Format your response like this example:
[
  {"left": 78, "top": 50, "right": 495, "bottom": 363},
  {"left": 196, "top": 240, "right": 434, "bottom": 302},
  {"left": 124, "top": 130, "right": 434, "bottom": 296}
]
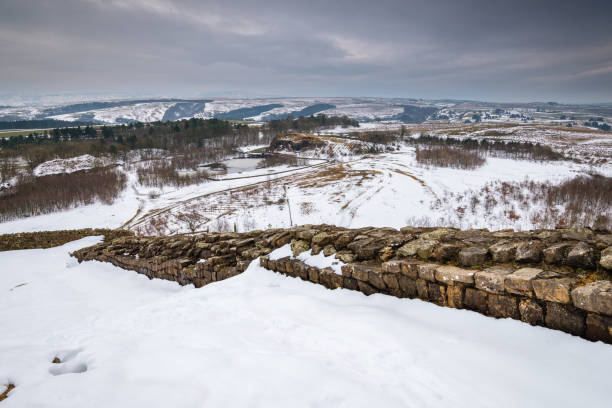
[{"left": 71, "top": 225, "right": 612, "bottom": 344}]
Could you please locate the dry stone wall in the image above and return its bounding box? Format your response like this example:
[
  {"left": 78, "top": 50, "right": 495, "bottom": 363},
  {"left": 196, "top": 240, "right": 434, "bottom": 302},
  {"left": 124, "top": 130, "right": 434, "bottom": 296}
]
[{"left": 72, "top": 225, "right": 612, "bottom": 344}]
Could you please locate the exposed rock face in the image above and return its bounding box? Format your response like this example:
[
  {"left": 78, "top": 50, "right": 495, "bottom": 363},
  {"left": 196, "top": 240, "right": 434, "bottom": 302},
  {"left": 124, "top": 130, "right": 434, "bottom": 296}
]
[
  {"left": 270, "top": 133, "right": 327, "bottom": 151},
  {"left": 71, "top": 224, "right": 612, "bottom": 345}
]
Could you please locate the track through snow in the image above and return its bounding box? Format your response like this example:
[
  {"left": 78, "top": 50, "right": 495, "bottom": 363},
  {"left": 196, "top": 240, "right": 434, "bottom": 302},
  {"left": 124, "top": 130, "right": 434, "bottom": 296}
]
[{"left": 1, "top": 238, "right": 611, "bottom": 407}]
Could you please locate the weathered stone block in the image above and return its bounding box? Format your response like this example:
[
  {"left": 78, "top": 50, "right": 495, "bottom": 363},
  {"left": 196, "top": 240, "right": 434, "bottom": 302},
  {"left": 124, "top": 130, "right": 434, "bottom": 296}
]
[
  {"left": 428, "top": 283, "right": 447, "bottom": 306},
  {"left": 400, "top": 261, "right": 419, "bottom": 279},
  {"left": 416, "top": 279, "right": 429, "bottom": 300},
  {"left": 382, "top": 273, "right": 399, "bottom": 291},
  {"left": 347, "top": 238, "right": 387, "bottom": 261},
  {"left": 340, "top": 264, "right": 352, "bottom": 278},
  {"left": 291, "top": 239, "right": 310, "bottom": 257},
  {"left": 519, "top": 298, "right": 544, "bottom": 326},
  {"left": 378, "top": 246, "right": 394, "bottom": 261},
  {"left": 368, "top": 269, "right": 386, "bottom": 290},
  {"left": 397, "top": 238, "right": 438, "bottom": 259},
  {"left": 464, "top": 288, "right": 488, "bottom": 313},
  {"left": 335, "top": 251, "right": 354, "bottom": 263},
  {"left": 446, "top": 285, "right": 464, "bottom": 309},
  {"left": 542, "top": 242, "right": 573, "bottom": 264},
  {"left": 515, "top": 241, "right": 544, "bottom": 263},
  {"left": 475, "top": 266, "right": 513, "bottom": 294},
  {"left": 420, "top": 228, "right": 457, "bottom": 241},
  {"left": 318, "top": 269, "right": 334, "bottom": 289},
  {"left": 435, "top": 265, "right": 475, "bottom": 286},
  {"left": 505, "top": 268, "right": 543, "bottom": 296},
  {"left": 381, "top": 260, "right": 402, "bottom": 274},
  {"left": 571, "top": 281, "right": 612, "bottom": 315},
  {"left": 329, "top": 272, "right": 344, "bottom": 289},
  {"left": 333, "top": 232, "right": 354, "bottom": 250},
  {"left": 567, "top": 242, "right": 595, "bottom": 268},
  {"left": 458, "top": 246, "right": 488, "bottom": 267},
  {"left": 532, "top": 278, "right": 576, "bottom": 304},
  {"left": 488, "top": 294, "right": 519, "bottom": 319},
  {"left": 561, "top": 228, "right": 594, "bottom": 242},
  {"left": 433, "top": 243, "right": 461, "bottom": 262},
  {"left": 295, "top": 229, "right": 319, "bottom": 241},
  {"left": 397, "top": 275, "right": 417, "bottom": 298},
  {"left": 545, "top": 302, "right": 585, "bottom": 336},
  {"left": 343, "top": 276, "right": 359, "bottom": 291},
  {"left": 312, "top": 232, "right": 334, "bottom": 246},
  {"left": 323, "top": 245, "right": 337, "bottom": 257},
  {"left": 346, "top": 264, "right": 378, "bottom": 281},
  {"left": 489, "top": 241, "right": 518, "bottom": 263},
  {"left": 293, "top": 261, "right": 309, "bottom": 280},
  {"left": 284, "top": 259, "right": 295, "bottom": 275},
  {"left": 416, "top": 263, "right": 437, "bottom": 281},
  {"left": 307, "top": 267, "right": 319, "bottom": 284},
  {"left": 357, "top": 280, "right": 377, "bottom": 296},
  {"left": 585, "top": 313, "right": 612, "bottom": 343}
]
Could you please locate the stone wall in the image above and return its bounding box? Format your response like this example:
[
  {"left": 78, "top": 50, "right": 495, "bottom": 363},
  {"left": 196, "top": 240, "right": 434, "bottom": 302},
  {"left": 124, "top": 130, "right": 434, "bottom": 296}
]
[{"left": 72, "top": 225, "right": 612, "bottom": 344}]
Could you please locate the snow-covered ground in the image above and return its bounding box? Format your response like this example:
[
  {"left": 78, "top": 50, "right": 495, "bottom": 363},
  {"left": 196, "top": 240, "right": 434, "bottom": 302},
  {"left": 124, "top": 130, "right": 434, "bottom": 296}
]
[
  {"left": 1, "top": 138, "right": 608, "bottom": 235},
  {"left": 121, "top": 143, "right": 602, "bottom": 234},
  {"left": 1, "top": 238, "right": 610, "bottom": 407}
]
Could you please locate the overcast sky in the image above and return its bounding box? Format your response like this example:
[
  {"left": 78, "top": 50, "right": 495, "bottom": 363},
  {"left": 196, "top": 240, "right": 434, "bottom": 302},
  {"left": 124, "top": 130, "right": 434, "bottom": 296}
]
[{"left": 1, "top": 0, "right": 611, "bottom": 103}]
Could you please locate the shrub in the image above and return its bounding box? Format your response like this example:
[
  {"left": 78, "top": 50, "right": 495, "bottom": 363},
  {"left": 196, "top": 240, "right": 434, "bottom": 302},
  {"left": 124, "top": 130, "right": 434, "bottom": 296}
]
[{"left": 415, "top": 146, "right": 486, "bottom": 169}]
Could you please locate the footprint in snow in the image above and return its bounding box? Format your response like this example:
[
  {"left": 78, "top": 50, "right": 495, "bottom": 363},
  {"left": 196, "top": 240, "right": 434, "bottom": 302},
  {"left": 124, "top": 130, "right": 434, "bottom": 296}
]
[{"left": 49, "top": 349, "right": 88, "bottom": 376}]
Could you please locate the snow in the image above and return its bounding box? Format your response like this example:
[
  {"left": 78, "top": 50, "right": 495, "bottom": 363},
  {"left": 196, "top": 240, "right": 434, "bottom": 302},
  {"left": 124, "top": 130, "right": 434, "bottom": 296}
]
[
  {"left": 296, "top": 247, "right": 345, "bottom": 275},
  {"left": 1, "top": 238, "right": 611, "bottom": 407},
  {"left": 0, "top": 171, "right": 141, "bottom": 234},
  {"left": 268, "top": 243, "right": 292, "bottom": 260},
  {"left": 33, "top": 154, "right": 110, "bottom": 176},
  {"left": 0, "top": 138, "right": 606, "bottom": 235}
]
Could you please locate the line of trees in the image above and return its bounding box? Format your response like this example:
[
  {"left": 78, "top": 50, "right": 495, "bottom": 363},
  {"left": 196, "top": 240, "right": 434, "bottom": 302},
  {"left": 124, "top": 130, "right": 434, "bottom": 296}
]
[
  {"left": 410, "top": 134, "right": 563, "bottom": 161},
  {"left": 266, "top": 114, "right": 358, "bottom": 132},
  {"left": 0, "top": 168, "right": 127, "bottom": 221}
]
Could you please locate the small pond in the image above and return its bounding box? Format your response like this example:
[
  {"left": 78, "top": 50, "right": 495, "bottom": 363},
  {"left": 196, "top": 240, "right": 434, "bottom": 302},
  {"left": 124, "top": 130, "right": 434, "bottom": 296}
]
[{"left": 200, "top": 154, "right": 315, "bottom": 175}]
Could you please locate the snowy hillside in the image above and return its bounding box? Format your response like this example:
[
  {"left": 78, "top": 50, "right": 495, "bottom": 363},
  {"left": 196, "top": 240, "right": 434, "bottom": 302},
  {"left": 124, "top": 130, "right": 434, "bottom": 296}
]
[{"left": 2, "top": 97, "right": 611, "bottom": 127}]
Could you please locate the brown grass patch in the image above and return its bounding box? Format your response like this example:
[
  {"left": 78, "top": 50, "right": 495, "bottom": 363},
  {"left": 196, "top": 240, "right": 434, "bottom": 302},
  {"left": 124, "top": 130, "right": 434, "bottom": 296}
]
[
  {"left": 296, "top": 165, "right": 380, "bottom": 189},
  {"left": 393, "top": 169, "right": 426, "bottom": 186}
]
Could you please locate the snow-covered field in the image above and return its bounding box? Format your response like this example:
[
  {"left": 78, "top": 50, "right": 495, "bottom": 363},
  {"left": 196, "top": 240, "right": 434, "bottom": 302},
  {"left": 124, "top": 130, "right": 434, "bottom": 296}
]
[
  {"left": 1, "top": 137, "right": 609, "bottom": 235},
  {"left": 124, "top": 144, "right": 604, "bottom": 235},
  {"left": 1, "top": 237, "right": 611, "bottom": 407}
]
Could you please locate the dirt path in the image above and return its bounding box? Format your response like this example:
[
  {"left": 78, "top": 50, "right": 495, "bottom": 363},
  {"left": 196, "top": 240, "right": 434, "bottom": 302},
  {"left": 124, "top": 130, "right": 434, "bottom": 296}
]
[{"left": 126, "top": 158, "right": 336, "bottom": 230}]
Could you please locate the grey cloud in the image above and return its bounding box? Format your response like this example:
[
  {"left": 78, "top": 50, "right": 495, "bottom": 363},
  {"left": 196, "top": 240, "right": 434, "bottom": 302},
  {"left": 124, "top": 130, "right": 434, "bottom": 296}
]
[{"left": 1, "top": 0, "right": 611, "bottom": 102}]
